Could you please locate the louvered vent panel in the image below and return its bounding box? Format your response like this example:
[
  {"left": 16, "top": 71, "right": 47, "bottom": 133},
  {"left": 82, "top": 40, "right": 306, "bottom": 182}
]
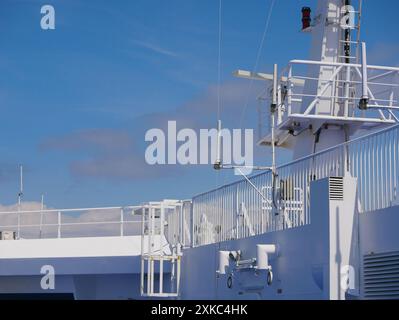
[
  {"left": 329, "top": 177, "right": 344, "bottom": 201},
  {"left": 363, "top": 251, "right": 399, "bottom": 300}
]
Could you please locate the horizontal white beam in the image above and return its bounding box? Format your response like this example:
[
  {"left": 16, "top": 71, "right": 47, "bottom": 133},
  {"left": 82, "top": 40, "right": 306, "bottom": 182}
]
[
  {"left": 290, "top": 59, "right": 399, "bottom": 72},
  {"left": 233, "top": 70, "right": 305, "bottom": 86},
  {"left": 289, "top": 113, "right": 397, "bottom": 124},
  {"left": 0, "top": 205, "right": 141, "bottom": 215}
]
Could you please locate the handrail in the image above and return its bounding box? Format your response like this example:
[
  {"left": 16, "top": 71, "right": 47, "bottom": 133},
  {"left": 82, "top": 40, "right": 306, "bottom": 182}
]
[
  {"left": 194, "top": 124, "right": 399, "bottom": 199},
  {"left": 0, "top": 205, "right": 140, "bottom": 216},
  {"left": 289, "top": 59, "right": 399, "bottom": 72},
  {"left": 0, "top": 220, "right": 140, "bottom": 229},
  {"left": 192, "top": 124, "right": 399, "bottom": 246},
  {"left": 0, "top": 205, "right": 143, "bottom": 239}
]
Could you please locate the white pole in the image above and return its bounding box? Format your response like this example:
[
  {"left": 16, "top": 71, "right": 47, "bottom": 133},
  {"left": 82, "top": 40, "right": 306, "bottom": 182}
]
[
  {"left": 57, "top": 211, "right": 61, "bottom": 238},
  {"left": 140, "top": 207, "right": 145, "bottom": 295},
  {"left": 272, "top": 64, "right": 278, "bottom": 106},
  {"left": 360, "top": 42, "right": 369, "bottom": 109},
  {"left": 150, "top": 206, "right": 155, "bottom": 294},
  {"left": 19, "top": 165, "right": 23, "bottom": 200},
  {"left": 147, "top": 207, "right": 152, "bottom": 294},
  {"left": 176, "top": 255, "right": 181, "bottom": 295},
  {"left": 39, "top": 194, "right": 44, "bottom": 239},
  {"left": 344, "top": 65, "right": 351, "bottom": 117},
  {"left": 17, "top": 165, "right": 23, "bottom": 239},
  {"left": 287, "top": 65, "right": 293, "bottom": 115},
  {"left": 215, "top": 120, "right": 222, "bottom": 168},
  {"left": 120, "top": 208, "right": 124, "bottom": 237},
  {"left": 271, "top": 64, "right": 278, "bottom": 174},
  {"left": 159, "top": 203, "right": 164, "bottom": 294}
]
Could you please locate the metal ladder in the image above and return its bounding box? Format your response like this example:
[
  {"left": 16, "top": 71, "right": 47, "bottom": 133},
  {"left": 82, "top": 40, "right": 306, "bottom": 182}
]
[{"left": 140, "top": 200, "right": 182, "bottom": 298}]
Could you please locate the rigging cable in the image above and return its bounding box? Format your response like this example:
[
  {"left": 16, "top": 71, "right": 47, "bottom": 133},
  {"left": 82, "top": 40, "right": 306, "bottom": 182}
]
[{"left": 238, "top": 0, "right": 276, "bottom": 129}]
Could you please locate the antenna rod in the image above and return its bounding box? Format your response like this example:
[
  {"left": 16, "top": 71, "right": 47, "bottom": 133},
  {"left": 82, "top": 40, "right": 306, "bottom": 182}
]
[
  {"left": 18, "top": 165, "right": 23, "bottom": 206},
  {"left": 271, "top": 64, "right": 278, "bottom": 174},
  {"left": 17, "top": 165, "right": 23, "bottom": 240},
  {"left": 272, "top": 64, "right": 278, "bottom": 106},
  {"left": 214, "top": 120, "right": 222, "bottom": 170},
  {"left": 359, "top": 42, "right": 369, "bottom": 110}
]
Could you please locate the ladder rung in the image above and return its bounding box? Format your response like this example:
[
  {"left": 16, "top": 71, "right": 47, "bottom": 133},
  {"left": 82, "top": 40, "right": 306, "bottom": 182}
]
[{"left": 339, "top": 40, "right": 359, "bottom": 44}]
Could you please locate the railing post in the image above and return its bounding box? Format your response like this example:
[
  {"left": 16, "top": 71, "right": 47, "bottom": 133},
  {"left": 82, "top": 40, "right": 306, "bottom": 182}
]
[
  {"left": 344, "top": 65, "right": 351, "bottom": 117},
  {"left": 235, "top": 184, "right": 239, "bottom": 240},
  {"left": 39, "top": 211, "right": 43, "bottom": 239},
  {"left": 57, "top": 211, "right": 61, "bottom": 239},
  {"left": 191, "top": 202, "right": 195, "bottom": 248},
  {"left": 120, "top": 208, "right": 124, "bottom": 236},
  {"left": 287, "top": 64, "right": 293, "bottom": 115},
  {"left": 159, "top": 203, "right": 165, "bottom": 295},
  {"left": 17, "top": 212, "right": 20, "bottom": 239}
]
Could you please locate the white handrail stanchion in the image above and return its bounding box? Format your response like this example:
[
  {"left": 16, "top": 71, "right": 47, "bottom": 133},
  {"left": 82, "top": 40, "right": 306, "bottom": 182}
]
[
  {"left": 57, "top": 211, "right": 61, "bottom": 239},
  {"left": 120, "top": 208, "right": 124, "bottom": 237}
]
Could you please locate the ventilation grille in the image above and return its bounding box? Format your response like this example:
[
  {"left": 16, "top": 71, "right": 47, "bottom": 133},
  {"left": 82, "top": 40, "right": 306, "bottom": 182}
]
[
  {"left": 363, "top": 251, "right": 399, "bottom": 300},
  {"left": 329, "top": 177, "right": 344, "bottom": 201}
]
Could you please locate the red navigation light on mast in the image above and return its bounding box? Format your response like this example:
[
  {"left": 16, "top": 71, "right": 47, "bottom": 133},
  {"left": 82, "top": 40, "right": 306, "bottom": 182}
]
[{"left": 301, "top": 7, "right": 312, "bottom": 30}]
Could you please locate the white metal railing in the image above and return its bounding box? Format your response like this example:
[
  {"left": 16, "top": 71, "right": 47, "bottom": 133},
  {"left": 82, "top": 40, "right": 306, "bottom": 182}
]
[
  {"left": 165, "top": 200, "right": 192, "bottom": 249},
  {"left": 259, "top": 60, "right": 399, "bottom": 137},
  {"left": 192, "top": 124, "right": 399, "bottom": 247},
  {"left": 0, "top": 206, "right": 141, "bottom": 239}
]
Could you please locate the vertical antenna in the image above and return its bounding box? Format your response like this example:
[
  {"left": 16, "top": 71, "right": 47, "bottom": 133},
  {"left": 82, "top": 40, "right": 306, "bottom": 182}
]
[
  {"left": 343, "top": 0, "right": 351, "bottom": 64},
  {"left": 214, "top": 120, "right": 222, "bottom": 170},
  {"left": 359, "top": 42, "right": 369, "bottom": 110},
  {"left": 271, "top": 64, "right": 278, "bottom": 212},
  {"left": 17, "top": 165, "right": 23, "bottom": 239},
  {"left": 355, "top": 0, "right": 363, "bottom": 64},
  {"left": 18, "top": 165, "right": 23, "bottom": 206},
  {"left": 271, "top": 64, "right": 278, "bottom": 174}
]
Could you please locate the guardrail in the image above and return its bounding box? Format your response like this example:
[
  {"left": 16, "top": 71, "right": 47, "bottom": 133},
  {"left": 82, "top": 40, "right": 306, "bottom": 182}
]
[
  {"left": 165, "top": 200, "right": 192, "bottom": 249},
  {"left": 0, "top": 206, "right": 141, "bottom": 239},
  {"left": 192, "top": 124, "right": 399, "bottom": 246},
  {"left": 2, "top": 127, "right": 398, "bottom": 247}
]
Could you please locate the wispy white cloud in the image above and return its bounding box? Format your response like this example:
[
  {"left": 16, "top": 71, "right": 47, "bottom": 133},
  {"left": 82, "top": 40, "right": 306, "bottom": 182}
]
[
  {"left": 131, "top": 40, "right": 179, "bottom": 58},
  {"left": 39, "top": 128, "right": 178, "bottom": 181},
  {"left": 39, "top": 80, "right": 264, "bottom": 182}
]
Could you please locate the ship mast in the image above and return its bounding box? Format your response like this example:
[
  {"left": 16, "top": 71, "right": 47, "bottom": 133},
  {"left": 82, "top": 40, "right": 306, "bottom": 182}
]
[
  {"left": 232, "top": 0, "right": 398, "bottom": 170},
  {"left": 293, "top": 0, "right": 358, "bottom": 159}
]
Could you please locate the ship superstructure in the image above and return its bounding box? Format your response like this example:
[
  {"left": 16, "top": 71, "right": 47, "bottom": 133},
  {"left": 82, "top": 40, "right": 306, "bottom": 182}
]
[{"left": 0, "top": 0, "right": 398, "bottom": 300}]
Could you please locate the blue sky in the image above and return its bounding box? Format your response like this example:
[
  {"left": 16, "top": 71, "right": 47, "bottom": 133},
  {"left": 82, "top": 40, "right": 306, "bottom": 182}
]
[{"left": 0, "top": 0, "right": 398, "bottom": 208}]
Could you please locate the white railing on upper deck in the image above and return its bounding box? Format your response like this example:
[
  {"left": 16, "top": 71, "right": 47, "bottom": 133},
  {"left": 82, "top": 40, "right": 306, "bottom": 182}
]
[
  {"left": 192, "top": 124, "right": 399, "bottom": 247},
  {"left": 165, "top": 200, "right": 192, "bottom": 249},
  {"left": 0, "top": 206, "right": 141, "bottom": 239}
]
